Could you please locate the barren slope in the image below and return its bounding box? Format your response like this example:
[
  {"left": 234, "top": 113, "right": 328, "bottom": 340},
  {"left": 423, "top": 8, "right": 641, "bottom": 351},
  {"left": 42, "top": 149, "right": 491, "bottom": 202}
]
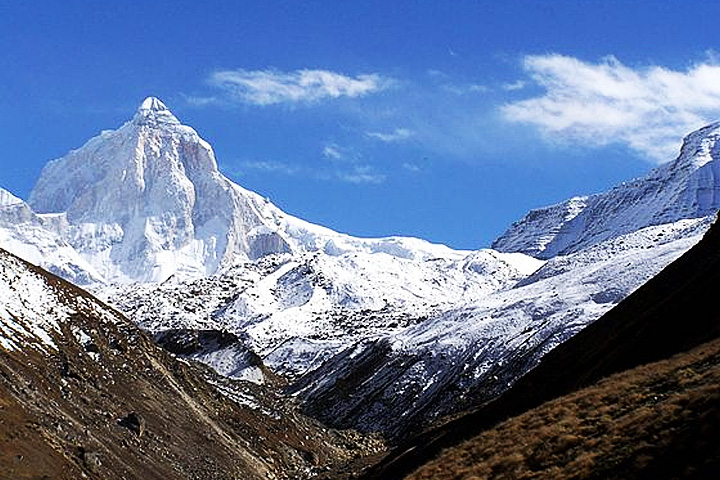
[{"left": 0, "top": 248, "right": 377, "bottom": 480}]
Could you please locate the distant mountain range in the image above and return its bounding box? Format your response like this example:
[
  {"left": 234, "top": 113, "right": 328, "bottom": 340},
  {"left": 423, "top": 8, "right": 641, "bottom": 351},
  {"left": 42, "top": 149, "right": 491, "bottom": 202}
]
[{"left": 2, "top": 97, "right": 720, "bottom": 456}]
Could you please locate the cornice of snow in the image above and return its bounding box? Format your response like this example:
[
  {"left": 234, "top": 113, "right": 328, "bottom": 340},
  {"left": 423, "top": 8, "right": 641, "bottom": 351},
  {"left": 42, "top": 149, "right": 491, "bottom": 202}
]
[{"left": 132, "top": 96, "right": 181, "bottom": 127}]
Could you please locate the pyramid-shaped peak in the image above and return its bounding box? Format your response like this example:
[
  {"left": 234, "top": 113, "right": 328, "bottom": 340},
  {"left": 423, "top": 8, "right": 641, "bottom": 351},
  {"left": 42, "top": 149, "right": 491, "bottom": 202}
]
[
  {"left": 138, "top": 96, "right": 168, "bottom": 112},
  {"left": 133, "top": 96, "right": 180, "bottom": 126}
]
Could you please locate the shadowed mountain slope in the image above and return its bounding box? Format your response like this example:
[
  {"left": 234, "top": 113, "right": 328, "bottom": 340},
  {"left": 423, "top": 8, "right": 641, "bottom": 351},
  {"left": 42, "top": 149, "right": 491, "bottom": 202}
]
[
  {"left": 408, "top": 336, "right": 720, "bottom": 480},
  {"left": 0, "top": 248, "right": 369, "bottom": 480},
  {"left": 362, "top": 215, "right": 720, "bottom": 480}
]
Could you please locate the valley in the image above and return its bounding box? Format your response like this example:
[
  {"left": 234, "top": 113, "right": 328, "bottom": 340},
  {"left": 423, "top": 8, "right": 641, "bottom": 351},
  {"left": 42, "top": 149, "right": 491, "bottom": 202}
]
[{"left": 2, "top": 97, "right": 720, "bottom": 479}]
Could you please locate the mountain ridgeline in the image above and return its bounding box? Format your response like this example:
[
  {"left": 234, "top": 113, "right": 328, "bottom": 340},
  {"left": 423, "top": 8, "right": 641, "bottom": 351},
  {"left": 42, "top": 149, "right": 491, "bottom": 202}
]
[
  {"left": 492, "top": 121, "right": 720, "bottom": 258},
  {"left": 2, "top": 97, "right": 720, "bottom": 478}
]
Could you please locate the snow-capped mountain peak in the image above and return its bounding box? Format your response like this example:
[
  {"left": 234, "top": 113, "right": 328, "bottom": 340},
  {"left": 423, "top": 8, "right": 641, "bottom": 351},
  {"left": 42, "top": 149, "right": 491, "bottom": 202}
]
[
  {"left": 138, "top": 95, "right": 169, "bottom": 113},
  {"left": 493, "top": 120, "right": 720, "bottom": 258},
  {"left": 675, "top": 121, "right": 720, "bottom": 169},
  {"left": 19, "top": 97, "right": 491, "bottom": 284},
  {"left": 26, "top": 97, "right": 286, "bottom": 282},
  {"left": 133, "top": 96, "right": 182, "bottom": 127}
]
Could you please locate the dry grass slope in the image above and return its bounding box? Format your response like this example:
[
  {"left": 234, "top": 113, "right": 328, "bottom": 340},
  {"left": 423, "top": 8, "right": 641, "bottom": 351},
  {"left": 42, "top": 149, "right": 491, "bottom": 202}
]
[{"left": 408, "top": 336, "right": 720, "bottom": 480}]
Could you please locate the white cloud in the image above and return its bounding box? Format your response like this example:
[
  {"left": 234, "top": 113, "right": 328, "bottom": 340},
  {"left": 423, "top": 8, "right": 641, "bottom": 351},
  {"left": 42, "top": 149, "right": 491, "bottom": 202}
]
[
  {"left": 207, "top": 68, "right": 391, "bottom": 106},
  {"left": 338, "top": 165, "right": 386, "bottom": 184},
  {"left": 322, "top": 144, "right": 345, "bottom": 160},
  {"left": 502, "top": 54, "right": 720, "bottom": 162},
  {"left": 502, "top": 80, "right": 526, "bottom": 91},
  {"left": 402, "top": 162, "right": 421, "bottom": 172},
  {"left": 238, "top": 160, "right": 299, "bottom": 175},
  {"left": 366, "top": 127, "right": 415, "bottom": 143}
]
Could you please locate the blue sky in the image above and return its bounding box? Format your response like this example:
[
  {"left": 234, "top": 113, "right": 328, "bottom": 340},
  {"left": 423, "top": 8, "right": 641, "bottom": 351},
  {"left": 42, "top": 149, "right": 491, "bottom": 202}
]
[{"left": 2, "top": 1, "right": 720, "bottom": 249}]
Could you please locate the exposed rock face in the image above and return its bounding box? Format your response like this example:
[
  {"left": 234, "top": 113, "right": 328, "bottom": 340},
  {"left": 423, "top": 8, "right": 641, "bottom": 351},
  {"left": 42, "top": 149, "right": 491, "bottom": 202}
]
[{"left": 117, "top": 412, "right": 145, "bottom": 437}]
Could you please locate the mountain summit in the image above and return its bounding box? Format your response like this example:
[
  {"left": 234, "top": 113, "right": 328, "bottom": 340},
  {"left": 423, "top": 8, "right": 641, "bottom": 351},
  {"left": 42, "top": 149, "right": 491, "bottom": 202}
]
[
  {"left": 138, "top": 96, "right": 169, "bottom": 112},
  {"left": 493, "top": 121, "right": 720, "bottom": 258},
  {"left": 28, "top": 97, "right": 294, "bottom": 282},
  {"left": 133, "top": 96, "right": 181, "bottom": 126}
]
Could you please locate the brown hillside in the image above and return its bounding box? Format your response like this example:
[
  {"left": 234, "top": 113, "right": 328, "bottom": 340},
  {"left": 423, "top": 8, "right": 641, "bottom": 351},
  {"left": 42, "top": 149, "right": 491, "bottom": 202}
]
[
  {"left": 0, "top": 249, "right": 376, "bottom": 480},
  {"left": 408, "top": 335, "right": 720, "bottom": 480}
]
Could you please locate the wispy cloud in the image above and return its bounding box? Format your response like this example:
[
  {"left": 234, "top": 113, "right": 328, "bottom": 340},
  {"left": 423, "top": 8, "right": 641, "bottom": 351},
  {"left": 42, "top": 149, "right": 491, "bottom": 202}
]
[
  {"left": 366, "top": 127, "right": 415, "bottom": 143},
  {"left": 183, "top": 95, "right": 218, "bottom": 107},
  {"left": 402, "top": 162, "right": 421, "bottom": 172},
  {"left": 502, "top": 54, "right": 720, "bottom": 162},
  {"left": 426, "top": 70, "right": 490, "bottom": 95},
  {"left": 338, "top": 165, "right": 386, "bottom": 184},
  {"left": 237, "top": 160, "right": 300, "bottom": 175},
  {"left": 204, "top": 68, "right": 391, "bottom": 106},
  {"left": 319, "top": 143, "right": 385, "bottom": 183},
  {"left": 228, "top": 149, "right": 385, "bottom": 184},
  {"left": 322, "top": 144, "right": 345, "bottom": 160},
  {"left": 502, "top": 80, "right": 526, "bottom": 91},
  {"left": 441, "top": 83, "right": 491, "bottom": 96}
]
